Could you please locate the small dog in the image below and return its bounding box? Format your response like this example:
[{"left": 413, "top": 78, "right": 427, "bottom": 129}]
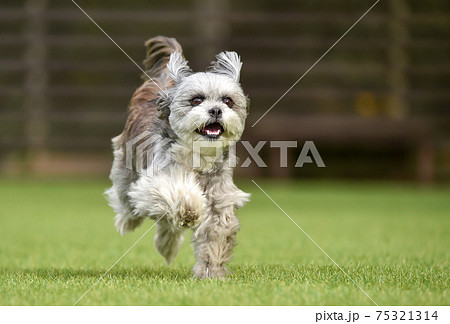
[{"left": 105, "top": 36, "right": 250, "bottom": 278}]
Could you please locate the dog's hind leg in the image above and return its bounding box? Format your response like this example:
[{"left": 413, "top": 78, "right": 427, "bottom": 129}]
[
  {"left": 113, "top": 212, "right": 145, "bottom": 236},
  {"left": 191, "top": 207, "right": 240, "bottom": 278},
  {"left": 105, "top": 134, "right": 147, "bottom": 235},
  {"left": 106, "top": 176, "right": 146, "bottom": 236},
  {"left": 154, "top": 220, "right": 185, "bottom": 264}
]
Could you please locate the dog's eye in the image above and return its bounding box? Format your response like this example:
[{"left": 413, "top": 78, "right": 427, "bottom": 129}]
[
  {"left": 223, "top": 97, "right": 234, "bottom": 108},
  {"left": 191, "top": 97, "right": 204, "bottom": 106}
]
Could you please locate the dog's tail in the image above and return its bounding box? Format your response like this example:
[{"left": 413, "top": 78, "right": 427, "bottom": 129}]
[{"left": 142, "top": 36, "right": 183, "bottom": 81}]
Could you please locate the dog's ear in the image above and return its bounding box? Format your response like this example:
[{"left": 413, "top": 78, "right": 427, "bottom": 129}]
[
  {"left": 209, "top": 51, "right": 242, "bottom": 83},
  {"left": 167, "top": 52, "right": 192, "bottom": 83}
]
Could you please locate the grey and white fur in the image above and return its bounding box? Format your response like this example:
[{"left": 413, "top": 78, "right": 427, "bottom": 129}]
[{"left": 105, "top": 36, "right": 250, "bottom": 278}]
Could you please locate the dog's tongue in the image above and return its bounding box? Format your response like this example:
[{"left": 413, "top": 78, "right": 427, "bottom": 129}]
[{"left": 203, "top": 123, "right": 222, "bottom": 136}]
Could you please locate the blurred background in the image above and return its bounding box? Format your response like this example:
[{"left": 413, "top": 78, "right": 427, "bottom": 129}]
[{"left": 0, "top": 0, "right": 449, "bottom": 182}]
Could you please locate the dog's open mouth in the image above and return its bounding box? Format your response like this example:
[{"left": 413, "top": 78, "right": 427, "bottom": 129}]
[{"left": 196, "top": 122, "right": 224, "bottom": 139}]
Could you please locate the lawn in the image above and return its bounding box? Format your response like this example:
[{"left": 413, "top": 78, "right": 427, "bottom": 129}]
[{"left": 0, "top": 178, "right": 448, "bottom": 305}]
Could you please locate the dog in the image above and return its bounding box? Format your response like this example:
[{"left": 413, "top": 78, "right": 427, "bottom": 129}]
[{"left": 105, "top": 36, "right": 250, "bottom": 278}]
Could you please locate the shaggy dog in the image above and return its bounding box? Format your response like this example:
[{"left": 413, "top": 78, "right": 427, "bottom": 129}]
[{"left": 105, "top": 36, "right": 250, "bottom": 278}]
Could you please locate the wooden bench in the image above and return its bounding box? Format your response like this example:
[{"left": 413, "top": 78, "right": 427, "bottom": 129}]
[{"left": 243, "top": 115, "right": 434, "bottom": 182}]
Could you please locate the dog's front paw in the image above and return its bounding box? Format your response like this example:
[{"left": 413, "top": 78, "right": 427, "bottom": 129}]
[
  {"left": 179, "top": 210, "right": 199, "bottom": 228},
  {"left": 192, "top": 262, "right": 230, "bottom": 279},
  {"left": 170, "top": 185, "right": 206, "bottom": 229}
]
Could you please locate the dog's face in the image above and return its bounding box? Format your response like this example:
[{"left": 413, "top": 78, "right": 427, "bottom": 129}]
[{"left": 160, "top": 52, "right": 249, "bottom": 149}]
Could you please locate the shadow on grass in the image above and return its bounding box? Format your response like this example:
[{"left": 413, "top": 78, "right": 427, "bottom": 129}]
[
  {"left": 1, "top": 264, "right": 347, "bottom": 283},
  {"left": 0, "top": 264, "right": 370, "bottom": 283},
  {"left": 0, "top": 266, "right": 193, "bottom": 281},
  {"left": 1, "top": 264, "right": 446, "bottom": 289}
]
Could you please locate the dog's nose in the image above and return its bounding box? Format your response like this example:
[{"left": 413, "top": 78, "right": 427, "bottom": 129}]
[{"left": 208, "top": 108, "right": 222, "bottom": 118}]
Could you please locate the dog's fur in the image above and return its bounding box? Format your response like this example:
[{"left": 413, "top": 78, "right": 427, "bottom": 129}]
[{"left": 105, "top": 36, "right": 250, "bottom": 278}]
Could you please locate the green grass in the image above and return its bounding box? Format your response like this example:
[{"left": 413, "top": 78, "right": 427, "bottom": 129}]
[{"left": 0, "top": 178, "right": 448, "bottom": 305}]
